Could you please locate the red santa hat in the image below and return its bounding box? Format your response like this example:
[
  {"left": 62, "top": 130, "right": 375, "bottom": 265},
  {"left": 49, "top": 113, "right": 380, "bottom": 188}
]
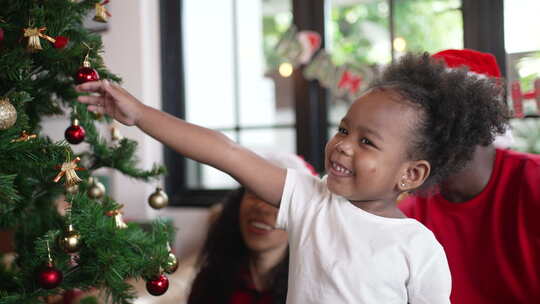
[
  {"left": 432, "top": 49, "right": 501, "bottom": 78},
  {"left": 433, "top": 49, "right": 513, "bottom": 148}
]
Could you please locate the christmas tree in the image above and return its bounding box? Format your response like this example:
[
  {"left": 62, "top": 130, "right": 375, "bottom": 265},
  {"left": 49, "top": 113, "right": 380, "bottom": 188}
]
[{"left": 0, "top": 1, "right": 177, "bottom": 303}]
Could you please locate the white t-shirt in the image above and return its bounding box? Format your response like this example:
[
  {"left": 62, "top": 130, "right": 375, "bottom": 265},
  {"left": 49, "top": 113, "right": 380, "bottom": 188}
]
[{"left": 276, "top": 169, "right": 451, "bottom": 304}]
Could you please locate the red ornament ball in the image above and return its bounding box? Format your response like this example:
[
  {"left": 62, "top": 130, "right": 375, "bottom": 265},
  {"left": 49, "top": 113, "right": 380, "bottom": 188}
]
[
  {"left": 54, "top": 36, "right": 69, "bottom": 49},
  {"left": 0, "top": 28, "right": 4, "bottom": 44},
  {"left": 146, "top": 274, "right": 169, "bottom": 296},
  {"left": 65, "top": 122, "right": 86, "bottom": 144},
  {"left": 37, "top": 265, "right": 63, "bottom": 289},
  {"left": 74, "top": 66, "right": 100, "bottom": 84}
]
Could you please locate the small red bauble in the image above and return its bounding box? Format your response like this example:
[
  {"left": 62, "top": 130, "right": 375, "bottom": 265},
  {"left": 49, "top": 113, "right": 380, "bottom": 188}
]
[
  {"left": 74, "top": 60, "right": 100, "bottom": 84},
  {"left": 54, "top": 36, "right": 69, "bottom": 49},
  {"left": 74, "top": 67, "right": 100, "bottom": 84},
  {"left": 37, "top": 264, "right": 63, "bottom": 289},
  {"left": 0, "top": 28, "right": 4, "bottom": 44},
  {"left": 65, "top": 119, "right": 85, "bottom": 144},
  {"left": 146, "top": 274, "right": 169, "bottom": 296}
]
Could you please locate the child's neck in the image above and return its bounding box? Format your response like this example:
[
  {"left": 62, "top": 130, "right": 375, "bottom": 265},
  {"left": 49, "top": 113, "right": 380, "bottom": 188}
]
[{"left": 348, "top": 199, "right": 405, "bottom": 219}]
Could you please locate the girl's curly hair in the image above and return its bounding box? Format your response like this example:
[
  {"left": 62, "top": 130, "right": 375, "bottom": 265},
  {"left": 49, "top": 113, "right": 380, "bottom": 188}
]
[{"left": 369, "top": 52, "right": 510, "bottom": 191}]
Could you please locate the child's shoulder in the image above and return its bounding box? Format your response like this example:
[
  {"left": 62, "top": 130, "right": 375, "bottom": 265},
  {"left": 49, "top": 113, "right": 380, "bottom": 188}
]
[
  {"left": 389, "top": 219, "right": 442, "bottom": 250},
  {"left": 285, "top": 168, "right": 324, "bottom": 190}
]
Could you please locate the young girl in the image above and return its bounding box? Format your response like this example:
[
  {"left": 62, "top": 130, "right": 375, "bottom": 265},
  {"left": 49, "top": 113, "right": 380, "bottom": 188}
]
[{"left": 76, "top": 53, "right": 509, "bottom": 303}]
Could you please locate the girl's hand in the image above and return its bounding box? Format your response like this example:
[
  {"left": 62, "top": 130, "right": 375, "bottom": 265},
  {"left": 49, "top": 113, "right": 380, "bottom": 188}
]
[{"left": 76, "top": 80, "right": 144, "bottom": 126}]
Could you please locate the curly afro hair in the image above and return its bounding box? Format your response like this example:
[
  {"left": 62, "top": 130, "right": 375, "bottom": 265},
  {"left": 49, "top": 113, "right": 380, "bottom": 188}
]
[{"left": 368, "top": 52, "right": 510, "bottom": 191}]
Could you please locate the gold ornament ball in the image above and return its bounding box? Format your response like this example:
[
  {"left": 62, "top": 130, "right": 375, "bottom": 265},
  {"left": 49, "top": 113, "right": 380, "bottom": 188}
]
[
  {"left": 148, "top": 187, "right": 169, "bottom": 209},
  {"left": 58, "top": 225, "right": 82, "bottom": 253},
  {"left": 0, "top": 98, "right": 17, "bottom": 130},
  {"left": 87, "top": 177, "right": 106, "bottom": 199},
  {"left": 164, "top": 252, "right": 179, "bottom": 274}
]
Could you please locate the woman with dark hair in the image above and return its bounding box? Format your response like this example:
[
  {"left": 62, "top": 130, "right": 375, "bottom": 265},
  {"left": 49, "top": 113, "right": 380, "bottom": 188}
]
[{"left": 188, "top": 152, "right": 316, "bottom": 304}]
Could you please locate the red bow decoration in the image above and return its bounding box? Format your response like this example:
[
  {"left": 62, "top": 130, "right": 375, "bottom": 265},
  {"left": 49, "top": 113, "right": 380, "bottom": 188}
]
[
  {"left": 53, "top": 157, "right": 85, "bottom": 186},
  {"left": 338, "top": 70, "right": 362, "bottom": 96}
]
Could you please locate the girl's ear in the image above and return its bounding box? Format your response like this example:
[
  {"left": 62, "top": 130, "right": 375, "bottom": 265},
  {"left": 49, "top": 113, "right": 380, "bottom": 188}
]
[{"left": 399, "top": 160, "right": 430, "bottom": 192}]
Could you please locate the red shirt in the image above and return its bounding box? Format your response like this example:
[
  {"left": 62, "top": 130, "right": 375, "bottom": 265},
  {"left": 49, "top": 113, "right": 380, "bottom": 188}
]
[
  {"left": 229, "top": 268, "right": 274, "bottom": 304},
  {"left": 399, "top": 149, "right": 540, "bottom": 303}
]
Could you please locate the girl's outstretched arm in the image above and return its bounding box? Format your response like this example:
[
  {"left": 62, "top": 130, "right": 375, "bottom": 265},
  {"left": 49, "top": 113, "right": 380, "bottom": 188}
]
[{"left": 76, "top": 80, "right": 286, "bottom": 206}]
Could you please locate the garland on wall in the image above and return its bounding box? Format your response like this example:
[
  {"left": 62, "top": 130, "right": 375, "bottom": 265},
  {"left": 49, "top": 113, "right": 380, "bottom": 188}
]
[
  {"left": 274, "top": 26, "right": 373, "bottom": 103},
  {"left": 274, "top": 26, "right": 540, "bottom": 118}
]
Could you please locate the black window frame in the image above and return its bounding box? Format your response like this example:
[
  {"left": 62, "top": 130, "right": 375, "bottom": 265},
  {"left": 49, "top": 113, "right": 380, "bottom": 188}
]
[{"left": 160, "top": 0, "right": 505, "bottom": 207}]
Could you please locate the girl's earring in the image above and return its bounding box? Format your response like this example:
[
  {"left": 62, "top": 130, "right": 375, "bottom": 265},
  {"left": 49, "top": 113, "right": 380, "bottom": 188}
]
[{"left": 400, "top": 176, "right": 407, "bottom": 188}]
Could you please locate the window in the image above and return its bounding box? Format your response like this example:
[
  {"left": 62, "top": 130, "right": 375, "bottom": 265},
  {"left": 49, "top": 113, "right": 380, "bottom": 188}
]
[
  {"left": 180, "top": 0, "right": 296, "bottom": 190},
  {"left": 504, "top": 0, "right": 540, "bottom": 117},
  {"left": 161, "top": 0, "right": 506, "bottom": 207},
  {"left": 162, "top": 0, "right": 298, "bottom": 205},
  {"left": 504, "top": 0, "right": 540, "bottom": 154}
]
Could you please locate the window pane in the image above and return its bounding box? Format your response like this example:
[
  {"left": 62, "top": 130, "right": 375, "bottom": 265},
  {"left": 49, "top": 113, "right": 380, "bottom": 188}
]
[
  {"left": 327, "top": 0, "right": 392, "bottom": 127},
  {"left": 239, "top": 128, "right": 296, "bottom": 156},
  {"left": 329, "top": 0, "right": 392, "bottom": 66},
  {"left": 505, "top": 0, "right": 540, "bottom": 54},
  {"left": 328, "top": 102, "right": 349, "bottom": 128},
  {"left": 393, "top": 0, "right": 463, "bottom": 56},
  {"left": 186, "top": 131, "right": 238, "bottom": 189},
  {"left": 505, "top": 0, "right": 540, "bottom": 117},
  {"left": 237, "top": 0, "right": 295, "bottom": 127},
  {"left": 183, "top": 0, "right": 236, "bottom": 128},
  {"left": 189, "top": 128, "right": 296, "bottom": 189},
  {"left": 183, "top": 0, "right": 296, "bottom": 191}
]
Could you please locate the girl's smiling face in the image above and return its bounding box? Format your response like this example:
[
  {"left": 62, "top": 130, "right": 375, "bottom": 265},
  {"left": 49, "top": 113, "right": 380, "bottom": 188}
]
[{"left": 325, "top": 89, "right": 425, "bottom": 204}]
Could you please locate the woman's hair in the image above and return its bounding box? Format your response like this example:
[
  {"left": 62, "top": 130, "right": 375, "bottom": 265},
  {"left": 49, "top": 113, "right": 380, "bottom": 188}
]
[
  {"left": 368, "top": 52, "right": 510, "bottom": 191},
  {"left": 188, "top": 187, "right": 289, "bottom": 304}
]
